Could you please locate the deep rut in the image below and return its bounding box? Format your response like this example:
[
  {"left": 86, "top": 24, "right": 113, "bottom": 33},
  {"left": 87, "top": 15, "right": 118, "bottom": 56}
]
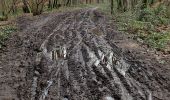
[{"left": 0, "top": 8, "right": 170, "bottom": 100}]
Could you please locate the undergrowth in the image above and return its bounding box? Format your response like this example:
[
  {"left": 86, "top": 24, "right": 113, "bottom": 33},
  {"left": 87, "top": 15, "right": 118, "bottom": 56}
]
[
  {"left": 115, "top": 5, "right": 170, "bottom": 52},
  {"left": 145, "top": 32, "right": 170, "bottom": 50}
]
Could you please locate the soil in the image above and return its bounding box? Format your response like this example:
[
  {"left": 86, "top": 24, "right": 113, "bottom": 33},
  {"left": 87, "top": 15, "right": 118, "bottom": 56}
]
[{"left": 0, "top": 8, "right": 170, "bottom": 100}]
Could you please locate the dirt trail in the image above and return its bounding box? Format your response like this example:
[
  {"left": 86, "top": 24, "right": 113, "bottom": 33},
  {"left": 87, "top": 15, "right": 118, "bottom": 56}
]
[{"left": 0, "top": 8, "right": 170, "bottom": 100}]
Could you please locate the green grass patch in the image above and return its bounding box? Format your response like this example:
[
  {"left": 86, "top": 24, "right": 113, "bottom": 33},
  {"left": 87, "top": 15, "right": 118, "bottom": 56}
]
[{"left": 0, "top": 25, "right": 17, "bottom": 49}]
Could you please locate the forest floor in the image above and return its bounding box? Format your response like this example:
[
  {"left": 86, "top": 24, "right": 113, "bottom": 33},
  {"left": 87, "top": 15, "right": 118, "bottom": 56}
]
[{"left": 0, "top": 8, "right": 170, "bottom": 100}]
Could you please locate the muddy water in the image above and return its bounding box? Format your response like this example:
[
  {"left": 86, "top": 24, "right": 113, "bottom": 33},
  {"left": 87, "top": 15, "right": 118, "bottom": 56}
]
[{"left": 0, "top": 8, "right": 169, "bottom": 100}]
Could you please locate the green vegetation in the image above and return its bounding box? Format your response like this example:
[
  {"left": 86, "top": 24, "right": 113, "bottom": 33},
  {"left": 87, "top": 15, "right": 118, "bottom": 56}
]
[
  {"left": 112, "top": 1, "right": 170, "bottom": 52},
  {"left": 0, "top": 25, "right": 17, "bottom": 48},
  {"left": 145, "top": 32, "right": 170, "bottom": 50}
]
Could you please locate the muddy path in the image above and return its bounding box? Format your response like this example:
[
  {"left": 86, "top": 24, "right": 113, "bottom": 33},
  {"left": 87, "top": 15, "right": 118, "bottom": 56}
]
[{"left": 0, "top": 8, "right": 170, "bottom": 100}]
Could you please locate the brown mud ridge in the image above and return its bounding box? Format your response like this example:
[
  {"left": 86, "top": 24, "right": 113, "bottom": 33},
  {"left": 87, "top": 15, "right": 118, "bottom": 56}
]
[{"left": 0, "top": 8, "right": 170, "bottom": 100}]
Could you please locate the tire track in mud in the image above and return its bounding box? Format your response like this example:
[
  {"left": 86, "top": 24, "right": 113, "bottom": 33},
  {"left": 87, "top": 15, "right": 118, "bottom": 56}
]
[
  {"left": 26, "top": 8, "right": 152, "bottom": 100},
  {"left": 1, "top": 8, "right": 169, "bottom": 100}
]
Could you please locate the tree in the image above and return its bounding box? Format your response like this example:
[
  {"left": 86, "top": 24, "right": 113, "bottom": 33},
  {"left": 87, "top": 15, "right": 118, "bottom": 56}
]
[
  {"left": 30, "top": 0, "right": 47, "bottom": 16},
  {"left": 0, "top": 0, "right": 8, "bottom": 20},
  {"left": 166, "top": 0, "right": 170, "bottom": 18},
  {"left": 111, "top": 0, "right": 114, "bottom": 14},
  {"left": 22, "top": 0, "right": 31, "bottom": 13}
]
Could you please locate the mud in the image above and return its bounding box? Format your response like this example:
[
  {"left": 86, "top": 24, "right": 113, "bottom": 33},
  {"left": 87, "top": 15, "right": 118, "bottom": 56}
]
[{"left": 0, "top": 8, "right": 170, "bottom": 100}]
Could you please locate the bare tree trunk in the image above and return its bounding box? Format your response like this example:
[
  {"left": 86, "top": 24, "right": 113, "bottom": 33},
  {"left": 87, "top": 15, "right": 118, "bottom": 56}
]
[
  {"left": 111, "top": 0, "right": 114, "bottom": 14},
  {"left": 12, "top": 0, "right": 17, "bottom": 14},
  {"left": 167, "top": 1, "right": 170, "bottom": 18},
  {"left": 22, "top": 0, "right": 30, "bottom": 13},
  {"left": 48, "top": 0, "right": 52, "bottom": 9},
  {"left": 29, "top": 0, "right": 46, "bottom": 16},
  {"left": 0, "top": 0, "right": 8, "bottom": 21}
]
